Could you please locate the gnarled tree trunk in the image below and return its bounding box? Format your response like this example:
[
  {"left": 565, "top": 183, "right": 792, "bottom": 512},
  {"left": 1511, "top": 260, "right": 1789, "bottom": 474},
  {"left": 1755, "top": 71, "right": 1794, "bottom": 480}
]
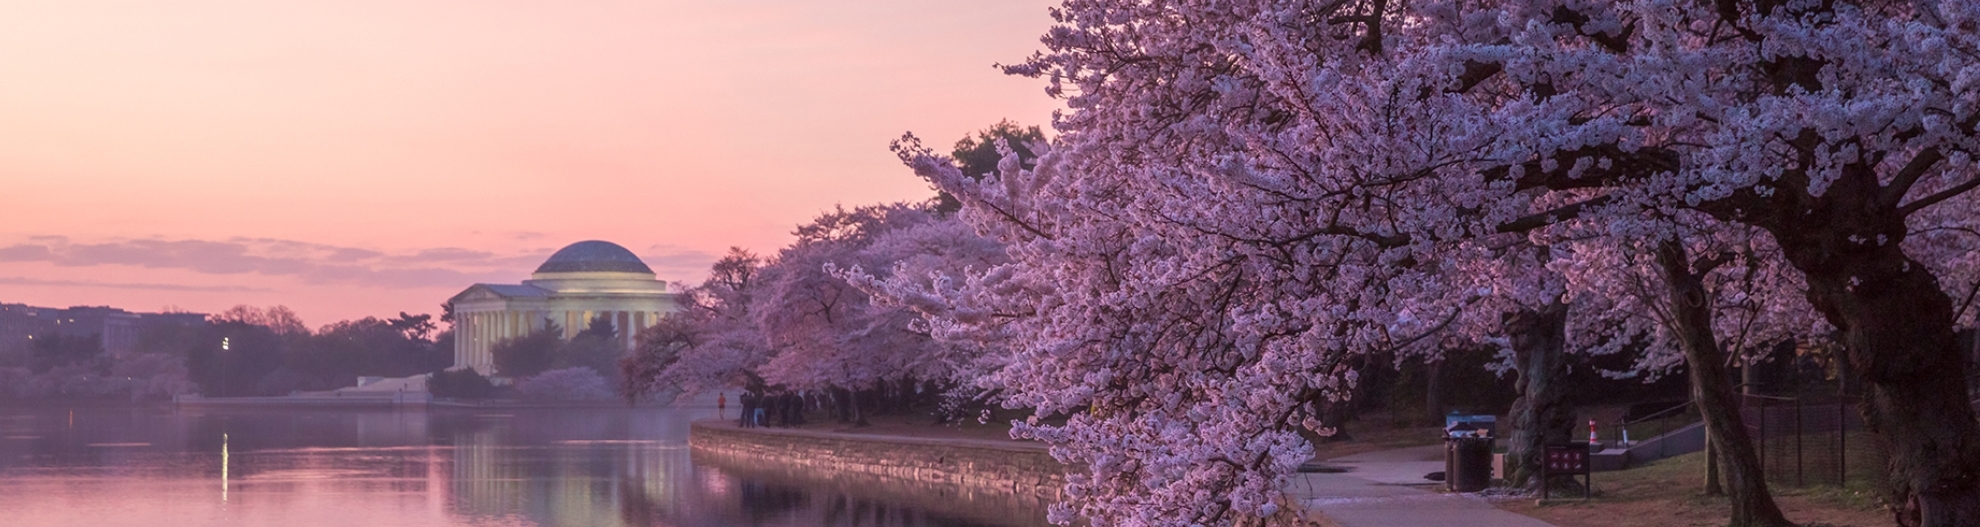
[
  {"left": 1506, "top": 302, "right": 1575, "bottom": 489},
  {"left": 1751, "top": 172, "right": 1980, "bottom": 527},
  {"left": 1655, "top": 241, "right": 1794, "bottom": 527}
]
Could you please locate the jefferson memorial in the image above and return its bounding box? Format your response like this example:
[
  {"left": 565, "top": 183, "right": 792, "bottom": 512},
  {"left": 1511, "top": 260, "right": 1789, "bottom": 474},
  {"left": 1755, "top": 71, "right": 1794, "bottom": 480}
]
[{"left": 449, "top": 240, "right": 681, "bottom": 374}]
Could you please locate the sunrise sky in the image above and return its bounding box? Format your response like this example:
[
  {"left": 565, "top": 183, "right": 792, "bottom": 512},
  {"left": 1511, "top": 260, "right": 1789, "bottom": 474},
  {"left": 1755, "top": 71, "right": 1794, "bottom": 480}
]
[{"left": 0, "top": 0, "right": 1061, "bottom": 326}]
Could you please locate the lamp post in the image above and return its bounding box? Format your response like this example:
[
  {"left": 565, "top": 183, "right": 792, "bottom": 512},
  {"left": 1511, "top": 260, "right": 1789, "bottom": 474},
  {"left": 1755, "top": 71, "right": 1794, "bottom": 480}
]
[{"left": 220, "top": 337, "right": 230, "bottom": 397}]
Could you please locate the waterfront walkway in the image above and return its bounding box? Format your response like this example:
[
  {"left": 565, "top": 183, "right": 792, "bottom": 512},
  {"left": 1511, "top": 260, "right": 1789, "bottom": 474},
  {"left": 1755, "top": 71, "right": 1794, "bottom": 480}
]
[
  {"left": 701, "top": 420, "right": 1560, "bottom": 527},
  {"left": 1287, "top": 445, "right": 1559, "bottom": 527}
]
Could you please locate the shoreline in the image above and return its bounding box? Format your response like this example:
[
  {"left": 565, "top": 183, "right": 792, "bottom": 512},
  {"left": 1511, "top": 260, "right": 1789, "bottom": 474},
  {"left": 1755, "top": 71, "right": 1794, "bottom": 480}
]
[
  {"left": 688, "top": 419, "right": 1065, "bottom": 501},
  {"left": 163, "top": 393, "right": 707, "bottom": 410}
]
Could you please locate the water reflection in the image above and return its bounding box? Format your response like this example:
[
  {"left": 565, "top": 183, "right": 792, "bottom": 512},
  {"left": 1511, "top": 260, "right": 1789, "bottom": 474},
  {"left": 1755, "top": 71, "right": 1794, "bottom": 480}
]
[{"left": 0, "top": 406, "right": 1049, "bottom": 527}]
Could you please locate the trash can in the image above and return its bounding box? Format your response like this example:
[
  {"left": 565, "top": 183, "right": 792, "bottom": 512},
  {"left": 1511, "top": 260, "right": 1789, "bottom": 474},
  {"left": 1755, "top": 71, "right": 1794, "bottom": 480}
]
[{"left": 1445, "top": 436, "right": 1494, "bottom": 492}]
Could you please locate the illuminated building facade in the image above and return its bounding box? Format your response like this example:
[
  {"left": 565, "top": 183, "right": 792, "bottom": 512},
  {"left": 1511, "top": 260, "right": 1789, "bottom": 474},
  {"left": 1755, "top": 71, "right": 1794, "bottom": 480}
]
[{"left": 448, "top": 240, "right": 681, "bottom": 374}]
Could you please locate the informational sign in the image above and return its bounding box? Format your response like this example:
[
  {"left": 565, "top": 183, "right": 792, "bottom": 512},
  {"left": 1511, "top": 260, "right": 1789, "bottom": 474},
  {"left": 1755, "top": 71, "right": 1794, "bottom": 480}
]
[{"left": 1541, "top": 442, "right": 1593, "bottom": 499}]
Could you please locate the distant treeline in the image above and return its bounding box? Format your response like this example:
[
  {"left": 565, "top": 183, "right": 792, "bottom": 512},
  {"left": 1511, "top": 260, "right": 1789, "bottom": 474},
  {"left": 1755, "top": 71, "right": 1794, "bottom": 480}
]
[{"left": 0, "top": 305, "right": 449, "bottom": 401}]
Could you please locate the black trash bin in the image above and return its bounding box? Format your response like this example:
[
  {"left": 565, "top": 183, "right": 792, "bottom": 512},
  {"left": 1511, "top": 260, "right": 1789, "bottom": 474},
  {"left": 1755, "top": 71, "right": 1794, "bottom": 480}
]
[{"left": 1445, "top": 436, "right": 1494, "bottom": 492}]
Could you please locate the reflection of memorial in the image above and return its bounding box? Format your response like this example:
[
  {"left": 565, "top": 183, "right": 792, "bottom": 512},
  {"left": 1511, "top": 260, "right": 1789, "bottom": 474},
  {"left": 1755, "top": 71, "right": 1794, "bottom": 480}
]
[
  {"left": 439, "top": 412, "right": 1046, "bottom": 526},
  {"left": 442, "top": 416, "right": 696, "bottom": 527},
  {"left": 2, "top": 406, "right": 1027, "bottom": 527},
  {"left": 445, "top": 429, "right": 523, "bottom": 519}
]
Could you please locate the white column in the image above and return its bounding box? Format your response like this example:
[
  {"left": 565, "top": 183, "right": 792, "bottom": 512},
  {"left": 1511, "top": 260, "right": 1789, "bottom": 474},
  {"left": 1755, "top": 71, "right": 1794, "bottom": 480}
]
[
  {"left": 461, "top": 313, "right": 474, "bottom": 371},
  {"left": 454, "top": 315, "right": 468, "bottom": 369},
  {"left": 632, "top": 311, "right": 646, "bottom": 349},
  {"left": 472, "top": 313, "right": 484, "bottom": 372},
  {"left": 617, "top": 311, "right": 630, "bottom": 349},
  {"left": 469, "top": 313, "right": 479, "bottom": 371},
  {"left": 479, "top": 312, "right": 492, "bottom": 372}
]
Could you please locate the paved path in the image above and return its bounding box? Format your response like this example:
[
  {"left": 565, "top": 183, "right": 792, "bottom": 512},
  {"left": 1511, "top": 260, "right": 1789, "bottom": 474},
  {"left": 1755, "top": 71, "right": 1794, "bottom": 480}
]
[{"left": 1287, "top": 445, "right": 1559, "bottom": 527}]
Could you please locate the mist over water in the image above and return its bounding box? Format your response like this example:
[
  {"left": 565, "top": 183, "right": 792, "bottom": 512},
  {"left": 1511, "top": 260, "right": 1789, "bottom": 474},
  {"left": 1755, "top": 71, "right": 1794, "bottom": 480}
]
[{"left": 0, "top": 406, "right": 1048, "bottom": 527}]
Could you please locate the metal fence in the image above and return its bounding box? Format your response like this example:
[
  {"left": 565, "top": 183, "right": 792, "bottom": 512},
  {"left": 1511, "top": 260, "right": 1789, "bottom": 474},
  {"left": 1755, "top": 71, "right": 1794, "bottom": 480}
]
[{"left": 1739, "top": 394, "right": 1886, "bottom": 488}]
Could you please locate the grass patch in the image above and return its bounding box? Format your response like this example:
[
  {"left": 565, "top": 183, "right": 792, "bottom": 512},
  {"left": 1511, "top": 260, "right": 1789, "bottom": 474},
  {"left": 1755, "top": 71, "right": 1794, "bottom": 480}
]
[
  {"left": 1498, "top": 446, "right": 1893, "bottom": 527},
  {"left": 1310, "top": 412, "right": 1447, "bottom": 461}
]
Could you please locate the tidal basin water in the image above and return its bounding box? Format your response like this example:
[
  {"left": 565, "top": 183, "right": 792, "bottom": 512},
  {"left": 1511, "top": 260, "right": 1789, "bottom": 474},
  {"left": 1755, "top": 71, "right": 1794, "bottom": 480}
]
[{"left": 0, "top": 405, "right": 1050, "bottom": 527}]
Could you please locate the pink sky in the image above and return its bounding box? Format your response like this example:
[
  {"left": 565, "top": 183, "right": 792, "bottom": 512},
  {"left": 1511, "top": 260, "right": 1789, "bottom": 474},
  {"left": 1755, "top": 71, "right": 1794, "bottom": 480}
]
[{"left": 0, "top": 0, "right": 1061, "bottom": 326}]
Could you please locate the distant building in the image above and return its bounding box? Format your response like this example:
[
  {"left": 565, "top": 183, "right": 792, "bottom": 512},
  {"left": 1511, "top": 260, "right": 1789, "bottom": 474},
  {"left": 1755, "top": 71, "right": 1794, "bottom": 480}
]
[
  {"left": 0, "top": 303, "right": 208, "bottom": 357},
  {"left": 447, "top": 240, "right": 682, "bottom": 375},
  {"left": 49, "top": 306, "right": 141, "bottom": 355},
  {"left": 0, "top": 303, "right": 55, "bottom": 357}
]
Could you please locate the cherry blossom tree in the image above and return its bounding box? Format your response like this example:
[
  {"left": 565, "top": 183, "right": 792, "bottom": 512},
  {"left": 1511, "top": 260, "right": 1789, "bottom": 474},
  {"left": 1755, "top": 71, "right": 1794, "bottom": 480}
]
[
  {"left": 753, "top": 204, "right": 1011, "bottom": 420},
  {"left": 622, "top": 248, "right": 772, "bottom": 400},
  {"left": 1549, "top": 215, "right": 1828, "bottom": 526},
  {"left": 892, "top": 0, "right": 1979, "bottom": 525},
  {"left": 892, "top": 135, "right": 1459, "bottom": 525},
  {"left": 622, "top": 206, "right": 1008, "bottom": 422},
  {"left": 515, "top": 367, "right": 614, "bottom": 401}
]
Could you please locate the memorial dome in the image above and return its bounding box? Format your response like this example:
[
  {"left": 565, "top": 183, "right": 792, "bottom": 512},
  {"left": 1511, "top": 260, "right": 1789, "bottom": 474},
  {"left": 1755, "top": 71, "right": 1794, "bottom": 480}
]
[{"left": 533, "top": 240, "right": 654, "bottom": 274}]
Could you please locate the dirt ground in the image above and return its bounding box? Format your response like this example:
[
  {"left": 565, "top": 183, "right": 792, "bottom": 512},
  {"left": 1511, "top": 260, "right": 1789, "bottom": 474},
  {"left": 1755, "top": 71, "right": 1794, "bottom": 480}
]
[{"left": 1495, "top": 449, "right": 1893, "bottom": 527}]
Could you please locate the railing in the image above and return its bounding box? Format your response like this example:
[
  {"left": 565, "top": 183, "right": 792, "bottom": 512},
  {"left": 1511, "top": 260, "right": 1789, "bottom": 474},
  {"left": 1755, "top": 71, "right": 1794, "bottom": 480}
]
[
  {"left": 1611, "top": 401, "right": 1697, "bottom": 457},
  {"left": 1964, "top": 368, "right": 1980, "bottom": 410},
  {"left": 1968, "top": 371, "right": 1979, "bottom": 406}
]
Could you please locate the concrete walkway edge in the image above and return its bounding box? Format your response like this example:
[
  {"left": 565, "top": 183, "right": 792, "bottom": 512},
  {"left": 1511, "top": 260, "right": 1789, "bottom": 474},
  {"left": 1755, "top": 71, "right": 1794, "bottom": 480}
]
[{"left": 1287, "top": 445, "right": 1561, "bottom": 527}]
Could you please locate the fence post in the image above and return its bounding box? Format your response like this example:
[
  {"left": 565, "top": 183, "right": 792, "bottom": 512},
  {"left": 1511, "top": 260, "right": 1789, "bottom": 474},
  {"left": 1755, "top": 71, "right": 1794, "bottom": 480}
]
[
  {"left": 1837, "top": 396, "right": 1846, "bottom": 486},
  {"left": 1795, "top": 397, "right": 1804, "bottom": 487},
  {"left": 1756, "top": 396, "right": 1766, "bottom": 479},
  {"left": 1837, "top": 360, "right": 1848, "bottom": 487}
]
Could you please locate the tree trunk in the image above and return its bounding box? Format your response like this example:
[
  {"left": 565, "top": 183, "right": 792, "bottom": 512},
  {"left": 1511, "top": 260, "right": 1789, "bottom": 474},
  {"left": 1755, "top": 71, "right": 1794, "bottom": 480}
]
[
  {"left": 851, "top": 388, "right": 869, "bottom": 426},
  {"left": 1426, "top": 358, "right": 1445, "bottom": 426},
  {"left": 1705, "top": 433, "right": 1725, "bottom": 496},
  {"left": 1506, "top": 302, "right": 1574, "bottom": 489},
  {"left": 834, "top": 388, "right": 854, "bottom": 424},
  {"left": 1655, "top": 241, "right": 1793, "bottom": 527},
  {"left": 1753, "top": 181, "right": 1980, "bottom": 527}
]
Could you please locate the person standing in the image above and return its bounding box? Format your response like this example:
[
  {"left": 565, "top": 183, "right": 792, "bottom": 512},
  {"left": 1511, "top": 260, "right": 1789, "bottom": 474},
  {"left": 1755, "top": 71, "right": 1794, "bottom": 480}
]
[{"left": 717, "top": 392, "right": 727, "bottom": 420}]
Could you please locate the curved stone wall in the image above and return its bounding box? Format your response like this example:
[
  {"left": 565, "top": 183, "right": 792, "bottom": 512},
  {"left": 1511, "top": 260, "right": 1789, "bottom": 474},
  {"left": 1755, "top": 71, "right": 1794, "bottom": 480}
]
[{"left": 687, "top": 421, "right": 1066, "bottom": 503}]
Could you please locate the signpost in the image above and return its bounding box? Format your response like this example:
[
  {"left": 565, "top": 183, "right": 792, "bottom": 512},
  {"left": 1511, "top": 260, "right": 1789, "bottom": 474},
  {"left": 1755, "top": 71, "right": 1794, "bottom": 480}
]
[{"left": 1541, "top": 442, "right": 1593, "bottom": 500}]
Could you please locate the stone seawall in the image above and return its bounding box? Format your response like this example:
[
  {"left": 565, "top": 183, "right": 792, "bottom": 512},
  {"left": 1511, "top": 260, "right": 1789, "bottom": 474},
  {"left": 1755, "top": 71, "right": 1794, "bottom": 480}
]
[{"left": 688, "top": 421, "right": 1066, "bottom": 502}]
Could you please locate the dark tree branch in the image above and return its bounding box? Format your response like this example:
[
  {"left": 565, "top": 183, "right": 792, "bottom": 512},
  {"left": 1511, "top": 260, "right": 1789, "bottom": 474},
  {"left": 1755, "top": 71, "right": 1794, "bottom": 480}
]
[
  {"left": 1897, "top": 176, "right": 1980, "bottom": 216},
  {"left": 1954, "top": 277, "right": 1980, "bottom": 323},
  {"left": 1550, "top": 5, "right": 1634, "bottom": 53},
  {"left": 1497, "top": 195, "right": 1614, "bottom": 233},
  {"left": 1486, "top": 145, "right": 1680, "bottom": 192},
  {"left": 1881, "top": 147, "right": 1946, "bottom": 209},
  {"left": 1692, "top": 250, "right": 1738, "bottom": 276},
  {"left": 1452, "top": 61, "right": 1503, "bottom": 94}
]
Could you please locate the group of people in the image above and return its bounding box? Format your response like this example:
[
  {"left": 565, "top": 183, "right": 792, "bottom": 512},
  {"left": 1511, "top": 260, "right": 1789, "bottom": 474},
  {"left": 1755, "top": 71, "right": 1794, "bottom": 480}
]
[{"left": 716, "top": 391, "right": 806, "bottom": 428}]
